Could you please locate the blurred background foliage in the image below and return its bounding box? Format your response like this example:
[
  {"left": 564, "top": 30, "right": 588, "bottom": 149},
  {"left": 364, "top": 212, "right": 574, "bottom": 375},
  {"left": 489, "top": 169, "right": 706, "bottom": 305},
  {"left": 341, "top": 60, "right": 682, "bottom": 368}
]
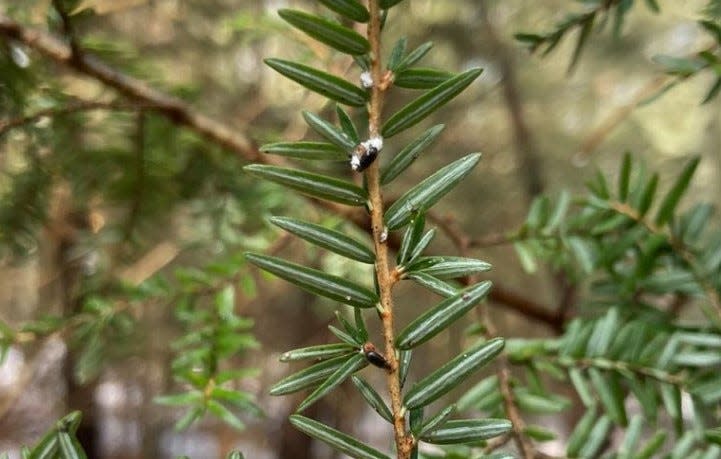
[{"left": 1, "top": 0, "right": 721, "bottom": 458}]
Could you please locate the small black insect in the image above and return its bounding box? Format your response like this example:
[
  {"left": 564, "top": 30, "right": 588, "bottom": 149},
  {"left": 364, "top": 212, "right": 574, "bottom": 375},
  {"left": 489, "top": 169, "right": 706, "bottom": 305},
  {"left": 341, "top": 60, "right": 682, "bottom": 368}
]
[
  {"left": 362, "top": 342, "right": 391, "bottom": 370},
  {"left": 351, "top": 145, "right": 378, "bottom": 172},
  {"left": 350, "top": 137, "right": 383, "bottom": 172}
]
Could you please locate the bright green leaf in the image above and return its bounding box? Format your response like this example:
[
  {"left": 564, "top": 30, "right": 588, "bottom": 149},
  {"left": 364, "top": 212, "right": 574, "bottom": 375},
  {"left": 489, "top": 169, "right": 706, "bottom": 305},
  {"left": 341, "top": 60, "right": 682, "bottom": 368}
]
[
  {"left": 244, "top": 164, "right": 367, "bottom": 206},
  {"left": 589, "top": 368, "right": 627, "bottom": 426},
  {"left": 387, "top": 37, "right": 407, "bottom": 71},
  {"left": 618, "top": 415, "right": 644, "bottom": 459},
  {"left": 280, "top": 343, "right": 356, "bottom": 362},
  {"left": 636, "top": 173, "right": 658, "bottom": 217},
  {"left": 279, "top": 9, "right": 370, "bottom": 55},
  {"left": 397, "top": 212, "right": 426, "bottom": 264},
  {"left": 29, "top": 431, "right": 59, "bottom": 459},
  {"left": 569, "top": 368, "right": 594, "bottom": 407},
  {"left": 406, "top": 256, "right": 491, "bottom": 279},
  {"left": 207, "top": 399, "right": 246, "bottom": 430},
  {"left": 404, "top": 338, "right": 504, "bottom": 409},
  {"left": 56, "top": 432, "right": 86, "bottom": 459},
  {"left": 673, "top": 351, "right": 721, "bottom": 366},
  {"left": 655, "top": 157, "right": 700, "bottom": 226},
  {"left": 524, "top": 425, "right": 557, "bottom": 442},
  {"left": 382, "top": 68, "right": 482, "bottom": 137},
  {"left": 303, "top": 111, "right": 357, "bottom": 151},
  {"left": 420, "top": 419, "right": 511, "bottom": 444},
  {"left": 352, "top": 376, "right": 393, "bottom": 423},
  {"left": 260, "top": 141, "right": 347, "bottom": 161},
  {"left": 396, "top": 281, "right": 492, "bottom": 349},
  {"left": 265, "top": 58, "right": 368, "bottom": 106},
  {"left": 245, "top": 253, "right": 377, "bottom": 308},
  {"left": 269, "top": 216, "right": 375, "bottom": 264},
  {"left": 336, "top": 105, "right": 360, "bottom": 144},
  {"left": 329, "top": 324, "right": 360, "bottom": 346},
  {"left": 514, "top": 241, "right": 538, "bottom": 273},
  {"left": 317, "top": 0, "right": 370, "bottom": 22},
  {"left": 385, "top": 153, "right": 481, "bottom": 230},
  {"left": 382, "top": 124, "right": 445, "bottom": 185},
  {"left": 417, "top": 405, "right": 455, "bottom": 436},
  {"left": 566, "top": 404, "right": 597, "bottom": 457},
  {"left": 457, "top": 375, "right": 499, "bottom": 411},
  {"left": 289, "top": 415, "right": 390, "bottom": 459},
  {"left": 634, "top": 431, "right": 667, "bottom": 459},
  {"left": 407, "top": 272, "right": 459, "bottom": 298},
  {"left": 297, "top": 353, "right": 367, "bottom": 412},
  {"left": 174, "top": 406, "right": 204, "bottom": 431},
  {"left": 578, "top": 415, "right": 612, "bottom": 458},
  {"left": 514, "top": 388, "right": 570, "bottom": 414},
  {"left": 270, "top": 354, "right": 351, "bottom": 395},
  {"left": 394, "top": 68, "right": 454, "bottom": 89},
  {"left": 406, "top": 229, "right": 436, "bottom": 264},
  {"left": 396, "top": 41, "right": 433, "bottom": 71}
]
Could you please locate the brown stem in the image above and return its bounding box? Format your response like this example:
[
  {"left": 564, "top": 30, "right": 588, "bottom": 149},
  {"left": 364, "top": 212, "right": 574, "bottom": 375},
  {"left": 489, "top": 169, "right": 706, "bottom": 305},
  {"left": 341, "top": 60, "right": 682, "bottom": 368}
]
[
  {"left": 480, "top": 309, "right": 536, "bottom": 459},
  {"left": 365, "top": 2, "right": 412, "bottom": 458},
  {"left": 448, "top": 220, "right": 536, "bottom": 457}
]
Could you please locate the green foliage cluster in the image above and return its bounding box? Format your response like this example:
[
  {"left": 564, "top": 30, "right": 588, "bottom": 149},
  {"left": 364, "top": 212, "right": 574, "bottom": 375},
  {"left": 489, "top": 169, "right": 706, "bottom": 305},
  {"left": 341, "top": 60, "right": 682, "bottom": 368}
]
[
  {"left": 3, "top": 1, "right": 721, "bottom": 458},
  {"left": 484, "top": 154, "right": 721, "bottom": 457},
  {"left": 515, "top": 0, "right": 660, "bottom": 72},
  {"left": 1, "top": 0, "right": 268, "bottom": 438},
  {"left": 245, "top": 1, "right": 510, "bottom": 457},
  {"left": 154, "top": 281, "right": 261, "bottom": 431},
  {"left": 0, "top": 412, "right": 87, "bottom": 459}
]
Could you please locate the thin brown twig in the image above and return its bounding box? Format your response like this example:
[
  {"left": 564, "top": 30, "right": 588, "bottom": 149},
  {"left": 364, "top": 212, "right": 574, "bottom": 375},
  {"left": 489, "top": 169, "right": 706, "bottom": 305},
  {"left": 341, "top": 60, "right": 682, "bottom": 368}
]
[
  {"left": 447, "top": 219, "right": 536, "bottom": 456},
  {"left": 0, "top": 100, "right": 161, "bottom": 136},
  {"left": 481, "top": 315, "right": 537, "bottom": 459},
  {"left": 0, "top": 14, "right": 258, "bottom": 160},
  {"left": 483, "top": 433, "right": 512, "bottom": 454},
  {"left": 425, "top": 212, "right": 563, "bottom": 331},
  {"left": 478, "top": 1, "right": 543, "bottom": 202},
  {"left": 575, "top": 75, "right": 669, "bottom": 162},
  {"left": 479, "top": 0, "right": 584, "bottom": 335},
  {"left": 365, "top": 2, "right": 412, "bottom": 457}
]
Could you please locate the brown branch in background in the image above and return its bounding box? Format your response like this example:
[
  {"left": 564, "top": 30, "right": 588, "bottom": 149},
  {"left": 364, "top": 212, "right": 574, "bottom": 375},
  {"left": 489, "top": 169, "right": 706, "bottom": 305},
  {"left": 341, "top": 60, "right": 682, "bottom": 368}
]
[
  {"left": 0, "top": 100, "right": 160, "bottom": 136},
  {"left": 51, "top": 0, "right": 81, "bottom": 58},
  {"left": 427, "top": 211, "right": 513, "bottom": 249},
  {"left": 123, "top": 110, "right": 146, "bottom": 244},
  {"left": 477, "top": 2, "right": 543, "bottom": 203},
  {"left": 575, "top": 75, "right": 669, "bottom": 162},
  {"left": 0, "top": 14, "right": 258, "bottom": 161},
  {"left": 0, "top": 13, "right": 557, "bottom": 330},
  {"left": 477, "top": 2, "right": 577, "bottom": 332}
]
